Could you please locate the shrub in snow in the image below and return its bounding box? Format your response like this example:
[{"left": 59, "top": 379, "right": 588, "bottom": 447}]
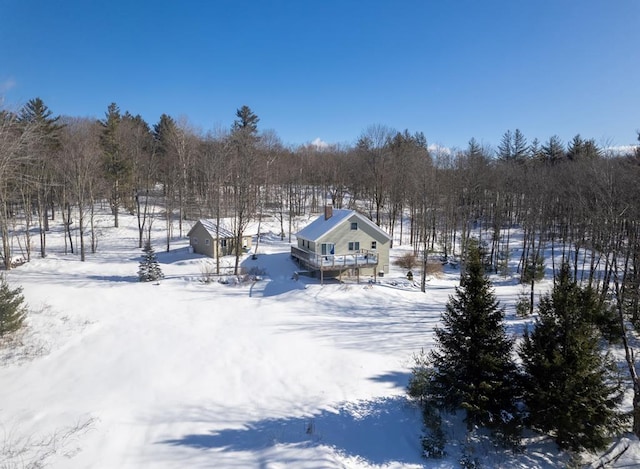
[
  {"left": 394, "top": 252, "right": 417, "bottom": 270},
  {"left": 408, "top": 349, "right": 447, "bottom": 458},
  {"left": 459, "top": 445, "right": 482, "bottom": 469},
  {"left": 520, "top": 253, "right": 545, "bottom": 284},
  {"left": 138, "top": 242, "right": 164, "bottom": 282},
  {"left": 515, "top": 289, "right": 531, "bottom": 317},
  {"left": 420, "top": 402, "right": 447, "bottom": 458},
  {"left": 200, "top": 260, "right": 216, "bottom": 283},
  {"left": 0, "top": 275, "right": 27, "bottom": 338}
]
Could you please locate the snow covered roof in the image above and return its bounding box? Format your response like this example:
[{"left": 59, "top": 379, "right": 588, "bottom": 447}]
[
  {"left": 296, "top": 209, "right": 391, "bottom": 242},
  {"left": 190, "top": 219, "right": 234, "bottom": 239}
]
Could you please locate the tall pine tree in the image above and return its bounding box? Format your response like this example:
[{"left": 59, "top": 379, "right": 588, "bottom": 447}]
[
  {"left": 100, "top": 103, "right": 131, "bottom": 228},
  {"left": 425, "top": 240, "right": 521, "bottom": 441},
  {"left": 18, "top": 97, "right": 64, "bottom": 259},
  {"left": 519, "top": 263, "right": 625, "bottom": 452}
]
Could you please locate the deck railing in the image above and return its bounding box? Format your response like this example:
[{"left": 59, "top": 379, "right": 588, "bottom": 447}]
[{"left": 291, "top": 246, "right": 379, "bottom": 271}]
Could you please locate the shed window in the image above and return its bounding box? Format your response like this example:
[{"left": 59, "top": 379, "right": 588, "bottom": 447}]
[
  {"left": 350, "top": 222, "right": 358, "bottom": 230},
  {"left": 193, "top": 238, "right": 198, "bottom": 245},
  {"left": 205, "top": 238, "right": 210, "bottom": 246},
  {"left": 221, "top": 239, "right": 227, "bottom": 247}
]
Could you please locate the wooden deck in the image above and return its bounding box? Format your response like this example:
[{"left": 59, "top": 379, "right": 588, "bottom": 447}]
[{"left": 290, "top": 246, "right": 379, "bottom": 272}]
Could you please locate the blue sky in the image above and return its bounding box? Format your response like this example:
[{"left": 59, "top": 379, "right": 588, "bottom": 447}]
[{"left": 1, "top": 1, "right": 638, "bottom": 150}]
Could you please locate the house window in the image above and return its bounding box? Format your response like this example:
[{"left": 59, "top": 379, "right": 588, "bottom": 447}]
[
  {"left": 220, "top": 239, "right": 227, "bottom": 247},
  {"left": 351, "top": 222, "right": 358, "bottom": 230},
  {"left": 348, "top": 241, "right": 360, "bottom": 251},
  {"left": 205, "top": 238, "right": 210, "bottom": 246},
  {"left": 321, "top": 243, "right": 335, "bottom": 255},
  {"left": 371, "top": 241, "right": 377, "bottom": 250},
  {"left": 193, "top": 238, "right": 198, "bottom": 245}
]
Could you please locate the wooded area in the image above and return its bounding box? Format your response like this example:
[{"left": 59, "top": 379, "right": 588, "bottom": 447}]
[
  {"left": 3, "top": 97, "right": 640, "bottom": 446},
  {"left": 2, "top": 100, "right": 638, "bottom": 308}
]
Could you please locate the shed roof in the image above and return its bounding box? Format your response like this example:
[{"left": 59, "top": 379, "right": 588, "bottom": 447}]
[{"left": 188, "top": 219, "right": 234, "bottom": 239}]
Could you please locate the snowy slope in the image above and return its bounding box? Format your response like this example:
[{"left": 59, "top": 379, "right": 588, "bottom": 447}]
[{"left": 1, "top": 212, "right": 638, "bottom": 468}]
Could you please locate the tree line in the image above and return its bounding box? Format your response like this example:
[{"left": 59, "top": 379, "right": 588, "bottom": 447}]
[{"left": 1, "top": 99, "right": 639, "bottom": 304}]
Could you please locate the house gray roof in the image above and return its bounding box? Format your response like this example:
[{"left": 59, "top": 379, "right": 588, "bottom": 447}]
[
  {"left": 296, "top": 209, "right": 391, "bottom": 242},
  {"left": 190, "top": 219, "right": 234, "bottom": 239}
]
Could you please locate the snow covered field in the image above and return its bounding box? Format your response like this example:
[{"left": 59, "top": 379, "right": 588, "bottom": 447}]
[{"left": 1, "top": 212, "right": 639, "bottom": 468}]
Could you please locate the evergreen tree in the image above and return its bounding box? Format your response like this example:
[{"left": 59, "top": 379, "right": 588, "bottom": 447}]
[
  {"left": 427, "top": 240, "right": 521, "bottom": 441},
  {"left": 520, "top": 252, "right": 545, "bottom": 284},
  {"left": 529, "top": 137, "right": 543, "bottom": 161},
  {"left": 497, "top": 130, "right": 514, "bottom": 161},
  {"left": 229, "top": 105, "right": 260, "bottom": 275},
  {"left": 512, "top": 129, "right": 529, "bottom": 162},
  {"left": 466, "top": 137, "right": 486, "bottom": 163},
  {"left": 153, "top": 113, "right": 178, "bottom": 159},
  {"left": 497, "top": 129, "right": 529, "bottom": 164},
  {"left": 153, "top": 113, "right": 179, "bottom": 252},
  {"left": 540, "top": 135, "right": 565, "bottom": 165},
  {"left": 566, "top": 134, "right": 600, "bottom": 162},
  {"left": 138, "top": 241, "right": 164, "bottom": 282},
  {"left": 233, "top": 105, "right": 259, "bottom": 134},
  {"left": 99, "top": 103, "right": 131, "bottom": 228},
  {"left": 17, "top": 97, "right": 64, "bottom": 259},
  {"left": 0, "top": 275, "right": 27, "bottom": 337},
  {"left": 18, "top": 97, "right": 63, "bottom": 146},
  {"left": 519, "top": 264, "right": 625, "bottom": 452}
]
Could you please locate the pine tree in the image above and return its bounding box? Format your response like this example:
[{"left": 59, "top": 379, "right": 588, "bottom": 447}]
[
  {"left": 138, "top": 241, "right": 164, "bottom": 282},
  {"left": 519, "top": 263, "right": 625, "bottom": 452},
  {"left": 427, "top": 240, "right": 521, "bottom": 441},
  {"left": 497, "top": 130, "right": 514, "bottom": 161},
  {"left": 0, "top": 276, "right": 27, "bottom": 337},
  {"left": 520, "top": 252, "right": 545, "bottom": 284},
  {"left": 512, "top": 129, "right": 529, "bottom": 162},
  {"left": 17, "top": 97, "right": 64, "bottom": 259},
  {"left": 100, "top": 103, "right": 132, "bottom": 228},
  {"left": 233, "top": 105, "right": 259, "bottom": 134},
  {"left": 540, "top": 135, "right": 565, "bottom": 165}
]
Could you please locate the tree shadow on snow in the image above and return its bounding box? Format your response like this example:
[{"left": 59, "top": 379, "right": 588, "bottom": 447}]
[
  {"left": 369, "top": 371, "right": 412, "bottom": 391},
  {"left": 155, "top": 247, "right": 202, "bottom": 265},
  {"left": 86, "top": 274, "right": 139, "bottom": 283},
  {"left": 159, "top": 397, "right": 425, "bottom": 466},
  {"left": 277, "top": 299, "right": 442, "bottom": 355}
]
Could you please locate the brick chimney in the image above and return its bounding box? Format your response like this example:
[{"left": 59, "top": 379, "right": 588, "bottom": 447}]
[{"left": 324, "top": 205, "right": 333, "bottom": 220}]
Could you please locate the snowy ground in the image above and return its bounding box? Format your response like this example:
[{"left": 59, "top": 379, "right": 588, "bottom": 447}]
[{"left": 1, "top": 211, "right": 639, "bottom": 468}]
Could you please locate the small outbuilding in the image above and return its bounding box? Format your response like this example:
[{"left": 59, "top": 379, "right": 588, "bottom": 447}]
[{"left": 187, "top": 219, "right": 253, "bottom": 258}]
